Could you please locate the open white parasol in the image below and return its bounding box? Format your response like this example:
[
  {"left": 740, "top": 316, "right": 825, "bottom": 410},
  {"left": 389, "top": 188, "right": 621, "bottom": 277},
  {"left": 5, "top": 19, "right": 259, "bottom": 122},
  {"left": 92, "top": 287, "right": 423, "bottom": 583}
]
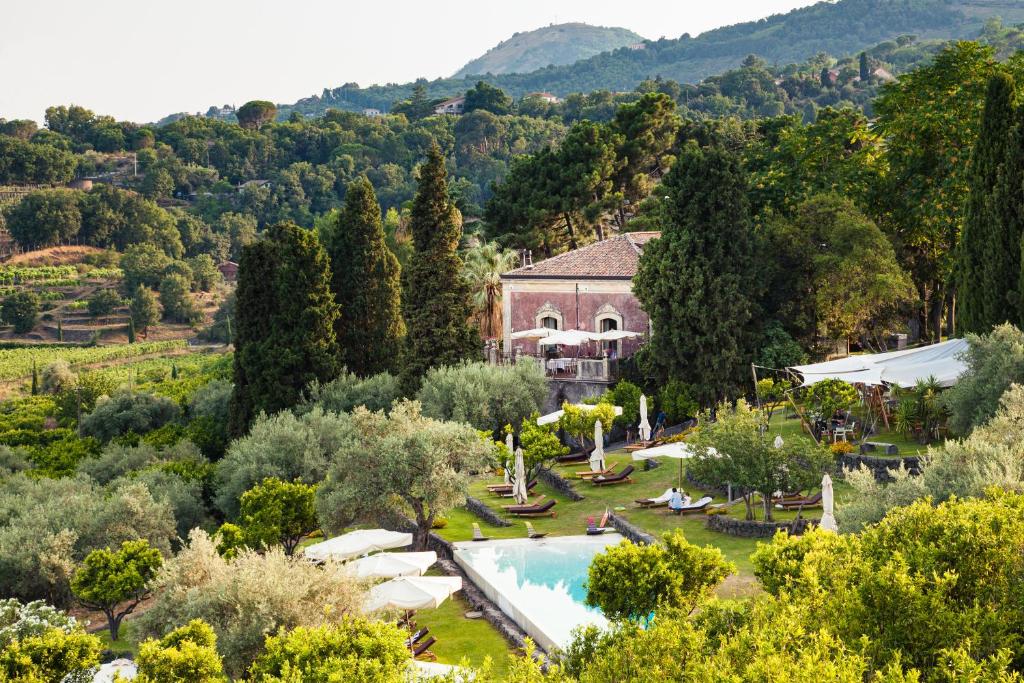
[{"left": 304, "top": 529, "right": 412, "bottom": 562}]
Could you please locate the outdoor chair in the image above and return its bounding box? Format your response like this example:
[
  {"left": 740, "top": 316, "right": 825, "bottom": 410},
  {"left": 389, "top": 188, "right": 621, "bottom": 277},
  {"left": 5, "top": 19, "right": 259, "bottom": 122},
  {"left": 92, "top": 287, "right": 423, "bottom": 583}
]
[
  {"left": 586, "top": 511, "right": 609, "bottom": 535},
  {"left": 776, "top": 492, "right": 822, "bottom": 510},
  {"left": 591, "top": 464, "right": 634, "bottom": 486},
  {"left": 669, "top": 496, "right": 713, "bottom": 515},
  {"left": 525, "top": 521, "right": 548, "bottom": 539},
  {"left": 635, "top": 488, "right": 675, "bottom": 507},
  {"left": 471, "top": 523, "right": 490, "bottom": 541},
  {"left": 505, "top": 499, "right": 557, "bottom": 517}
]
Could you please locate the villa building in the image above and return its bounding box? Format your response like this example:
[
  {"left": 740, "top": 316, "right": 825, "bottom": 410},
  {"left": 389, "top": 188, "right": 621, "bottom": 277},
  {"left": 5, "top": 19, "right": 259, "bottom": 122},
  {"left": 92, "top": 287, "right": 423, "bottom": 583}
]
[
  {"left": 434, "top": 96, "right": 466, "bottom": 115},
  {"left": 501, "top": 232, "right": 658, "bottom": 359}
]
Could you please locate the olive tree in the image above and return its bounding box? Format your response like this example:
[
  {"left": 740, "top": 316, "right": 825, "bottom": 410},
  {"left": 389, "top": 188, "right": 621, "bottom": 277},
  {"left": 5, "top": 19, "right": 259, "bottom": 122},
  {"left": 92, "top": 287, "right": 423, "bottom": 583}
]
[{"left": 316, "top": 401, "right": 494, "bottom": 549}]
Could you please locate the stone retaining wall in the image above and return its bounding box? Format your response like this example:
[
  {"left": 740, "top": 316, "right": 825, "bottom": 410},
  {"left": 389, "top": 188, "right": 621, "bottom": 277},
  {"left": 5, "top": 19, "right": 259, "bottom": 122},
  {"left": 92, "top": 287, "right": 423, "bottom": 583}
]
[
  {"left": 705, "top": 513, "right": 814, "bottom": 538},
  {"left": 607, "top": 512, "right": 656, "bottom": 545},
  {"left": 465, "top": 496, "right": 513, "bottom": 527},
  {"left": 836, "top": 453, "right": 922, "bottom": 481},
  {"left": 538, "top": 467, "right": 585, "bottom": 502}
]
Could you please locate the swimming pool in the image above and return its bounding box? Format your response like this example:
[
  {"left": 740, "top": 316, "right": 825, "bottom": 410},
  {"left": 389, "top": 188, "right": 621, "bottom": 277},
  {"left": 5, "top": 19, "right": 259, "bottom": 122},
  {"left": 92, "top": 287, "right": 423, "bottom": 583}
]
[{"left": 452, "top": 534, "right": 623, "bottom": 652}]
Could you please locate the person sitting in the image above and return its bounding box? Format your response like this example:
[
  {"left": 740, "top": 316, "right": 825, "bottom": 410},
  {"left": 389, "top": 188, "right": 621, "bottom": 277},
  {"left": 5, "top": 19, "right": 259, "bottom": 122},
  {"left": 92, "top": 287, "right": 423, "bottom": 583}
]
[{"left": 667, "top": 488, "right": 684, "bottom": 512}]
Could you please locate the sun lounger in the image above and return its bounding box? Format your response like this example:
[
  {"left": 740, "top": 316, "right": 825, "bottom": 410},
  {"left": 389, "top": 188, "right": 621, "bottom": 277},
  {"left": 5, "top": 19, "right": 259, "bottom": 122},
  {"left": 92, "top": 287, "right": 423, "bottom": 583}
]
[
  {"left": 586, "top": 511, "right": 609, "bottom": 535},
  {"left": 487, "top": 480, "right": 537, "bottom": 496},
  {"left": 556, "top": 447, "right": 594, "bottom": 464},
  {"left": 775, "top": 492, "right": 822, "bottom": 510},
  {"left": 502, "top": 495, "right": 545, "bottom": 511},
  {"left": 471, "top": 523, "right": 490, "bottom": 541},
  {"left": 525, "top": 521, "right": 548, "bottom": 539},
  {"left": 505, "top": 499, "right": 557, "bottom": 517},
  {"left": 576, "top": 465, "right": 615, "bottom": 480},
  {"left": 669, "top": 496, "right": 713, "bottom": 515},
  {"left": 591, "top": 464, "right": 634, "bottom": 486},
  {"left": 413, "top": 635, "right": 437, "bottom": 659},
  {"left": 405, "top": 627, "right": 429, "bottom": 648},
  {"left": 635, "top": 488, "right": 675, "bottom": 507}
]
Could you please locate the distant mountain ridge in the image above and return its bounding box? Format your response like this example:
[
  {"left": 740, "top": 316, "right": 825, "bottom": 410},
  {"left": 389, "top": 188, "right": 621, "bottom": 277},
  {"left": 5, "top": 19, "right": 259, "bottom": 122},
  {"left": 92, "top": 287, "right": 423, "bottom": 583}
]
[
  {"left": 188, "top": 0, "right": 1024, "bottom": 122},
  {"left": 453, "top": 23, "right": 645, "bottom": 77}
]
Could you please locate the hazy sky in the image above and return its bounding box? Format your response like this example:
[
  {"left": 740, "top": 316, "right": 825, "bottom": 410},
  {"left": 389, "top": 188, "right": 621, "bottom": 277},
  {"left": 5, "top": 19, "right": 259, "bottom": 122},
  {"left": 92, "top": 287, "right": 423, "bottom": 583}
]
[{"left": 1, "top": 1, "right": 815, "bottom": 124}]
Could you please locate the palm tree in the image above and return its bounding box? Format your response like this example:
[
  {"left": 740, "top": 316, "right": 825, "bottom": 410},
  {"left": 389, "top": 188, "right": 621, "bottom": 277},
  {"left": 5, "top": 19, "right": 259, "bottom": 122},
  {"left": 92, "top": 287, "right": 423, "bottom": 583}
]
[{"left": 464, "top": 242, "right": 518, "bottom": 340}]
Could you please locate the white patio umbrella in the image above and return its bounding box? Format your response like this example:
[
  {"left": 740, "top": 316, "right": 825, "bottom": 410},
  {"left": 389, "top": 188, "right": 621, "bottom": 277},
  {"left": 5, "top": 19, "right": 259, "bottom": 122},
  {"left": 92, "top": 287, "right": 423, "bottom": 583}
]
[
  {"left": 537, "top": 404, "right": 623, "bottom": 426},
  {"left": 589, "top": 420, "right": 606, "bottom": 471},
  {"left": 304, "top": 529, "right": 412, "bottom": 562},
  {"left": 347, "top": 551, "right": 437, "bottom": 579},
  {"left": 819, "top": 473, "right": 838, "bottom": 532},
  {"left": 503, "top": 433, "right": 514, "bottom": 484},
  {"left": 512, "top": 447, "right": 528, "bottom": 504},
  {"left": 638, "top": 394, "right": 651, "bottom": 442},
  {"left": 632, "top": 442, "right": 717, "bottom": 487},
  {"left": 365, "top": 575, "right": 463, "bottom": 613},
  {"left": 537, "top": 329, "right": 598, "bottom": 346},
  {"left": 511, "top": 327, "right": 556, "bottom": 340},
  {"left": 591, "top": 329, "right": 643, "bottom": 341}
]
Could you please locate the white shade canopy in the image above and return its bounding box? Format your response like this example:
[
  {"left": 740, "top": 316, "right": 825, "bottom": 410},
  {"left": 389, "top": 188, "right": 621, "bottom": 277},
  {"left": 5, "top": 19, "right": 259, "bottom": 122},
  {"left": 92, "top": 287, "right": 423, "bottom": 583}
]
[
  {"left": 304, "top": 529, "right": 412, "bottom": 562},
  {"left": 590, "top": 420, "right": 606, "bottom": 471},
  {"left": 365, "top": 575, "right": 463, "bottom": 612},
  {"left": 537, "top": 404, "right": 623, "bottom": 425},
  {"left": 511, "top": 327, "right": 555, "bottom": 340},
  {"left": 347, "top": 551, "right": 437, "bottom": 579},
  {"left": 513, "top": 447, "right": 528, "bottom": 505},
  {"left": 790, "top": 338, "right": 968, "bottom": 388},
  {"left": 638, "top": 394, "right": 651, "bottom": 441},
  {"left": 819, "top": 474, "right": 838, "bottom": 532},
  {"left": 631, "top": 442, "right": 717, "bottom": 460},
  {"left": 591, "top": 329, "right": 643, "bottom": 341},
  {"left": 537, "top": 329, "right": 597, "bottom": 346}
]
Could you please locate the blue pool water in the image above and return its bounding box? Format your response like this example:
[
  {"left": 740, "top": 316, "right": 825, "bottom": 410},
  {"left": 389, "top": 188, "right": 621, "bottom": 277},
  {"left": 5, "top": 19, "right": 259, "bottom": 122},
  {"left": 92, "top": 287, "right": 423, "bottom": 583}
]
[{"left": 453, "top": 535, "right": 623, "bottom": 651}]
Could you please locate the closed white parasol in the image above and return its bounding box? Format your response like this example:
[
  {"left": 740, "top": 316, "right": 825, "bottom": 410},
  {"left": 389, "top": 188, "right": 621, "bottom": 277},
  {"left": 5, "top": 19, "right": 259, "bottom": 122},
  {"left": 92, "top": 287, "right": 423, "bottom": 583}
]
[
  {"left": 347, "top": 551, "right": 437, "bottom": 579},
  {"left": 512, "top": 447, "right": 528, "bottom": 504},
  {"left": 638, "top": 394, "right": 651, "bottom": 441},
  {"left": 303, "top": 529, "right": 412, "bottom": 562},
  {"left": 819, "top": 473, "right": 838, "bottom": 532},
  {"left": 504, "top": 433, "right": 514, "bottom": 484},
  {"left": 590, "top": 419, "right": 606, "bottom": 472},
  {"left": 365, "top": 575, "right": 463, "bottom": 612}
]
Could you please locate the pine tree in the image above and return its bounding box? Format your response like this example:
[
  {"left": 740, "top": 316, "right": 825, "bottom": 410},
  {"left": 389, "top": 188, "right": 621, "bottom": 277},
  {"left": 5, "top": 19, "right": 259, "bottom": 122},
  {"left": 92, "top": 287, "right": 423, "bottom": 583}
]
[
  {"left": 320, "top": 177, "right": 405, "bottom": 376},
  {"left": 633, "top": 143, "right": 760, "bottom": 408},
  {"left": 959, "top": 72, "right": 1016, "bottom": 334},
  {"left": 859, "top": 52, "right": 870, "bottom": 81},
  {"left": 228, "top": 222, "right": 340, "bottom": 436},
  {"left": 400, "top": 145, "right": 478, "bottom": 393}
]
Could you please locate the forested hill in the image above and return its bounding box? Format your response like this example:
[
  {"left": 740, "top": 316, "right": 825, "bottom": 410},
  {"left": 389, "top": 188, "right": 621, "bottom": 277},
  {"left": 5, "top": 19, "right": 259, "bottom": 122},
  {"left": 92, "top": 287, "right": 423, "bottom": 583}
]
[
  {"left": 275, "top": 0, "right": 1024, "bottom": 117},
  {"left": 453, "top": 23, "right": 644, "bottom": 78}
]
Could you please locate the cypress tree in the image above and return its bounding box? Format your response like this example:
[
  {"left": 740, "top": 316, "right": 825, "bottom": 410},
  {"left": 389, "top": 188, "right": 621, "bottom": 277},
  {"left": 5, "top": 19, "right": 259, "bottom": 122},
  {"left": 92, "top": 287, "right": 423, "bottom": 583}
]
[
  {"left": 228, "top": 222, "right": 340, "bottom": 436},
  {"left": 633, "top": 143, "right": 760, "bottom": 408},
  {"left": 171, "top": 362, "right": 178, "bottom": 380},
  {"left": 320, "top": 177, "right": 405, "bottom": 376},
  {"left": 30, "top": 359, "right": 37, "bottom": 395},
  {"left": 959, "top": 72, "right": 1016, "bottom": 334},
  {"left": 126, "top": 319, "right": 135, "bottom": 344},
  {"left": 400, "top": 144, "right": 478, "bottom": 393},
  {"left": 56, "top": 317, "right": 63, "bottom": 342},
  {"left": 859, "top": 52, "right": 870, "bottom": 81}
]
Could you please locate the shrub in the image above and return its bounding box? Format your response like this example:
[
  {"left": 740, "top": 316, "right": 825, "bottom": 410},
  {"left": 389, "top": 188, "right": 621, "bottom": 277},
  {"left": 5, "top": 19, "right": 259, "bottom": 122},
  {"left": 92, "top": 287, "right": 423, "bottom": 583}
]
[
  {"left": 1, "top": 292, "right": 39, "bottom": 333},
  {"left": 658, "top": 379, "right": 698, "bottom": 424},
  {"left": 79, "top": 390, "right": 180, "bottom": 442},
  {"left": 830, "top": 441, "right": 855, "bottom": 455},
  {"left": 606, "top": 379, "right": 642, "bottom": 430},
  {"left": 943, "top": 324, "right": 1024, "bottom": 434},
  {"left": 417, "top": 360, "right": 546, "bottom": 434},
  {"left": 134, "top": 619, "right": 224, "bottom": 683},
  {"left": 136, "top": 529, "right": 366, "bottom": 677},
  {"left": 159, "top": 273, "right": 202, "bottom": 324},
  {"left": 40, "top": 360, "right": 77, "bottom": 395},
  {"left": 85, "top": 288, "right": 122, "bottom": 318},
  {"left": 0, "top": 599, "right": 101, "bottom": 683},
  {"left": 303, "top": 370, "right": 401, "bottom": 415},
  {"left": 186, "top": 254, "right": 223, "bottom": 292}
]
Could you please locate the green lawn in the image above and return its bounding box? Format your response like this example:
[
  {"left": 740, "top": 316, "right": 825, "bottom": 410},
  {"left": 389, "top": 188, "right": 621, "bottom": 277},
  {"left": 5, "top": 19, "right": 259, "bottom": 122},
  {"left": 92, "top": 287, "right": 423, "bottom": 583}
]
[
  {"left": 766, "top": 404, "right": 936, "bottom": 457},
  {"left": 413, "top": 587, "right": 510, "bottom": 679},
  {"left": 93, "top": 620, "right": 140, "bottom": 657}
]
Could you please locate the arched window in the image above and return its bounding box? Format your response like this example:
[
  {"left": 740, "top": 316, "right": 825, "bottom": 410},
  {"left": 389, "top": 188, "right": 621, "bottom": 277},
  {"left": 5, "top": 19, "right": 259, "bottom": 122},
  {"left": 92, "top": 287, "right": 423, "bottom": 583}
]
[
  {"left": 535, "top": 302, "right": 563, "bottom": 331},
  {"left": 595, "top": 305, "right": 624, "bottom": 357},
  {"left": 540, "top": 316, "right": 559, "bottom": 330}
]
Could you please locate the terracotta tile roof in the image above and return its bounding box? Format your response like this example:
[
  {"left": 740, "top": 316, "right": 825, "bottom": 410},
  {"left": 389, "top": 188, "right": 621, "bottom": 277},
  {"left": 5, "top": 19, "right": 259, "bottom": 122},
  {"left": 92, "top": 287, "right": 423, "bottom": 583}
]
[{"left": 502, "top": 232, "right": 661, "bottom": 280}]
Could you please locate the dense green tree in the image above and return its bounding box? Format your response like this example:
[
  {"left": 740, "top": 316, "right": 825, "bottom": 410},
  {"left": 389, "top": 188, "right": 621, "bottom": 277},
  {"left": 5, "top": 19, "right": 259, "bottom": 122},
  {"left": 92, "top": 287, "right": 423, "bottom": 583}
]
[
  {"left": 1, "top": 292, "right": 39, "bottom": 334},
  {"left": 3, "top": 189, "right": 82, "bottom": 249},
  {"left": 79, "top": 390, "right": 181, "bottom": 442},
  {"left": 129, "top": 285, "right": 161, "bottom": 337},
  {"left": 608, "top": 92, "right": 680, "bottom": 224},
  {"left": 400, "top": 145, "right": 478, "bottom": 392},
  {"left": 86, "top": 288, "right": 122, "bottom": 319},
  {"left": 633, "top": 143, "right": 759, "bottom": 407},
  {"left": 320, "top": 178, "right": 405, "bottom": 376},
  {"left": 238, "top": 477, "right": 317, "bottom": 556},
  {"left": 235, "top": 100, "right": 277, "bottom": 130},
  {"left": 464, "top": 80, "right": 513, "bottom": 115},
  {"left": 229, "top": 222, "right": 340, "bottom": 435},
  {"left": 859, "top": 51, "right": 870, "bottom": 80},
  {"left": 159, "top": 273, "right": 202, "bottom": 324},
  {"left": 121, "top": 243, "right": 172, "bottom": 291},
  {"left": 70, "top": 539, "right": 163, "bottom": 640},
  {"left": 959, "top": 72, "right": 1018, "bottom": 334}
]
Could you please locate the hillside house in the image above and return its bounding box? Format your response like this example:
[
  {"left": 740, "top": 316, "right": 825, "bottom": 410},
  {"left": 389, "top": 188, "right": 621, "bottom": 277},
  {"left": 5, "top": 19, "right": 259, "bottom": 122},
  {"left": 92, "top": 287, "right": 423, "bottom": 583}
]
[
  {"left": 501, "top": 232, "right": 658, "bottom": 359},
  {"left": 362, "top": 108, "right": 383, "bottom": 117},
  {"left": 528, "top": 92, "right": 561, "bottom": 104},
  {"left": 434, "top": 96, "right": 466, "bottom": 115}
]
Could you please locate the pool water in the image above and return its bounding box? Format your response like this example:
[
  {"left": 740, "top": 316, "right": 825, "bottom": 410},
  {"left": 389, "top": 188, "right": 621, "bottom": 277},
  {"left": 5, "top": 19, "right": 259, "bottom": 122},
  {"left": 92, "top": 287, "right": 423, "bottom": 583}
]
[{"left": 453, "top": 534, "right": 623, "bottom": 652}]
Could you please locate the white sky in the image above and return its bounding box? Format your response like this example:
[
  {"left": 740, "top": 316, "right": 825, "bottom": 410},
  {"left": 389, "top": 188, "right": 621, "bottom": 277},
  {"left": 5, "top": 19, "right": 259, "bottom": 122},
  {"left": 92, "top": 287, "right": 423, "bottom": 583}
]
[{"left": 0, "top": 1, "right": 814, "bottom": 124}]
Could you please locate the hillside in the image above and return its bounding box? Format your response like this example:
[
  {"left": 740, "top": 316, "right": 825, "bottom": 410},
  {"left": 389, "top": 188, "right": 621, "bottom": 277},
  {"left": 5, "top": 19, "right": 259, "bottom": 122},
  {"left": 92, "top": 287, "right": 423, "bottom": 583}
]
[
  {"left": 280, "top": 0, "right": 1024, "bottom": 117},
  {"left": 453, "top": 23, "right": 644, "bottom": 77}
]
